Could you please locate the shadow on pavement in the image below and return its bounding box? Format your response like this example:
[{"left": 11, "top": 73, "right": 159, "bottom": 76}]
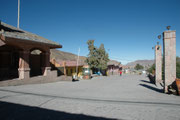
[
  {"left": 0, "top": 101, "right": 117, "bottom": 120},
  {"left": 140, "top": 80, "right": 154, "bottom": 84},
  {"left": 139, "top": 83, "right": 163, "bottom": 93}
]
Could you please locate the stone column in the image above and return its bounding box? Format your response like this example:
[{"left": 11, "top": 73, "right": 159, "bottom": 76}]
[
  {"left": 18, "top": 50, "right": 30, "bottom": 79},
  {"left": 155, "top": 45, "right": 162, "bottom": 84},
  {"left": 163, "top": 31, "right": 176, "bottom": 93},
  {"left": 41, "top": 51, "right": 51, "bottom": 76}
]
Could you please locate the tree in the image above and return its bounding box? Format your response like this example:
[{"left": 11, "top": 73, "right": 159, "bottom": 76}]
[
  {"left": 97, "top": 44, "right": 109, "bottom": 70},
  {"left": 85, "top": 40, "right": 99, "bottom": 72},
  {"left": 134, "top": 64, "right": 144, "bottom": 70},
  {"left": 86, "top": 40, "right": 109, "bottom": 73},
  {"left": 147, "top": 64, "right": 155, "bottom": 74}
]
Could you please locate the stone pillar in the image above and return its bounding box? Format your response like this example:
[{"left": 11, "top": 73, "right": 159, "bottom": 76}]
[
  {"left": 18, "top": 50, "right": 30, "bottom": 79},
  {"left": 163, "top": 31, "right": 176, "bottom": 93},
  {"left": 41, "top": 51, "right": 51, "bottom": 76},
  {"left": 155, "top": 45, "right": 162, "bottom": 84}
]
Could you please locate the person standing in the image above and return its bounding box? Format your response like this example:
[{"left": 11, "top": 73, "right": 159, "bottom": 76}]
[{"left": 119, "top": 67, "right": 123, "bottom": 76}]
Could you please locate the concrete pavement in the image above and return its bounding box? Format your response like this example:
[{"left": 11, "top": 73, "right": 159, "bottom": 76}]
[{"left": 0, "top": 74, "right": 180, "bottom": 120}]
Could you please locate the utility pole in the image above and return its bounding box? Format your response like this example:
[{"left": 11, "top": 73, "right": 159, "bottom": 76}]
[
  {"left": 76, "top": 47, "right": 80, "bottom": 76},
  {"left": 17, "top": 0, "right": 20, "bottom": 28}
]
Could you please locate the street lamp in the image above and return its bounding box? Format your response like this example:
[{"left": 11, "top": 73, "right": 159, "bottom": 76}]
[
  {"left": 167, "top": 26, "right": 171, "bottom": 30},
  {"left": 158, "top": 35, "right": 161, "bottom": 40}
]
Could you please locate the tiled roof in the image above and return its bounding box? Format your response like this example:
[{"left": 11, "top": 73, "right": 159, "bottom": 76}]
[
  {"left": 57, "top": 60, "right": 84, "bottom": 67},
  {"left": 0, "top": 21, "right": 62, "bottom": 48},
  {"left": 107, "top": 60, "right": 121, "bottom": 66}
]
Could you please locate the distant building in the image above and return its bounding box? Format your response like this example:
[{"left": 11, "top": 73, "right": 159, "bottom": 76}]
[
  {"left": 0, "top": 21, "right": 62, "bottom": 80},
  {"left": 51, "top": 59, "right": 84, "bottom": 77},
  {"left": 122, "top": 65, "right": 130, "bottom": 74},
  {"left": 107, "top": 60, "right": 121, "bottom": 75}
]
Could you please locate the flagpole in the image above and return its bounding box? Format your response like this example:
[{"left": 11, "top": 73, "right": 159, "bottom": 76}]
[{"left": 17, "top": 0, "right": 20, "bottom": 28}]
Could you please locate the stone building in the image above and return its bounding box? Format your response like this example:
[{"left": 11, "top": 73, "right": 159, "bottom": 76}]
[
  {"left": 0, "top": 21, "right": 62, "bottom": 80},
  {"left": 107, "top": 60, "right": 121, "bottom": 75},
  {"left": 51, "top": 59, "right": 84, "bottom": 77}
]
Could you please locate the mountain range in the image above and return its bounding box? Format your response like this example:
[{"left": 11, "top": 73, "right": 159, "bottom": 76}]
[
  {"left": 50, "top": 49, "right": 121, "bottom": 65},
  {"left": 125, "top": 60, "right": 154, "bottom": 68},
  {"left": 50, "top": 49, "right": 154, "bottom": 68}
]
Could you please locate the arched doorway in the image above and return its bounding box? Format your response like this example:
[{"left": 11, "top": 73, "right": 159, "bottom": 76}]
[{"left": 30, "top": 49, "right": 43, "bottom": 77}]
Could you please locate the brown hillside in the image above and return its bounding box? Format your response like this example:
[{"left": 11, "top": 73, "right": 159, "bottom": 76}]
[
  {"left": 50, "top": 49, "right": 86, "bottom": 64},
  {"left": 126, "top": 60, "right": 154, "bottom": 68},
  {"left": 50, "top": 49, "right": 120, "bottom": 66}
]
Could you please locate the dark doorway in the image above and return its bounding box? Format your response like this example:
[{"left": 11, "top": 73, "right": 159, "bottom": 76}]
[
  {"left": 30, "top": 49, "right": 43, "bottom": 77},
  {"left": 0, "top": 45, "right": 20, "bottom": 80}
]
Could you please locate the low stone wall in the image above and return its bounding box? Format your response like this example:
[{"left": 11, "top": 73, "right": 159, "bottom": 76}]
[{"left": 0, "top": 71, "right": 72, "bottom": 87}]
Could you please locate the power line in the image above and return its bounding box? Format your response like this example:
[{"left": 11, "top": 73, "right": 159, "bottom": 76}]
[{"left": 109, "top": 56, "right": 135, "bottom": 62}]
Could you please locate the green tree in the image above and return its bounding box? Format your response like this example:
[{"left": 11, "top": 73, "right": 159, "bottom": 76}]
[
  {"left": 86, "top": 40, "right": 109, "bottom": 73},
  {"left": 134, "top": 64, "right": 144, "bottom": 70},
  {"left": 147, "top": 64, "right": 155, "bottom": 74},
  {"left": 97, "top": 44, "right": 109, "bottom": 70},
  {"left": 85, "top": 40, "right": 99, "bottom": 72}
]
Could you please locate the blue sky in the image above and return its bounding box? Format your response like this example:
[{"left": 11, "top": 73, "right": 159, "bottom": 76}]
[{"left": 0, "top": 0, "right": 180, "bottom": 64}]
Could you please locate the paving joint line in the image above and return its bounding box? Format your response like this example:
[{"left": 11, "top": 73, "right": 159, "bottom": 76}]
[
  {"left": 0, "top": 89, "right": 180, "bottom": 107},
  {"left": 38, "top": 98, "right": 55, "bottom": 107},
  {"left": 0, "top": 93, "right": 24, "bottom": 100}
]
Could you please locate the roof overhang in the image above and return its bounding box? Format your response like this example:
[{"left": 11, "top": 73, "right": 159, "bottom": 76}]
[
  {"left": 0, "top": 21, "right": 62, "bottom": 49},
  {"left": 3, "top": 35, "right": 62, "bottom": 49},
  {"left": 66, "top": 65, "right": 84, "bottom": 67}
]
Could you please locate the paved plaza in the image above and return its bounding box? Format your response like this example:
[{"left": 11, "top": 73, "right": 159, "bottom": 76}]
[{"left": 0, "top": 74, "right": 180, "bottom": 120}]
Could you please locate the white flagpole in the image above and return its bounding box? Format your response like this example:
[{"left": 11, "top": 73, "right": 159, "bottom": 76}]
[
  {"left": 76, "top": 47, "right": 80, "bottom": 76},
  {"left": 17, "top": 0, "right": 20, "bottom": 28}
]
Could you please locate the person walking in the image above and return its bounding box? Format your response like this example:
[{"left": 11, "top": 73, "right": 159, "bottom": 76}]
[{"left": 120, "top": 70, "right": 122, "bottom": 76}]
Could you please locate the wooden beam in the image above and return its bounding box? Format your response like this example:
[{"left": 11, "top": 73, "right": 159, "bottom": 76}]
[{"left": 0, "top": 34, "right": 5, "bottom": 46}]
